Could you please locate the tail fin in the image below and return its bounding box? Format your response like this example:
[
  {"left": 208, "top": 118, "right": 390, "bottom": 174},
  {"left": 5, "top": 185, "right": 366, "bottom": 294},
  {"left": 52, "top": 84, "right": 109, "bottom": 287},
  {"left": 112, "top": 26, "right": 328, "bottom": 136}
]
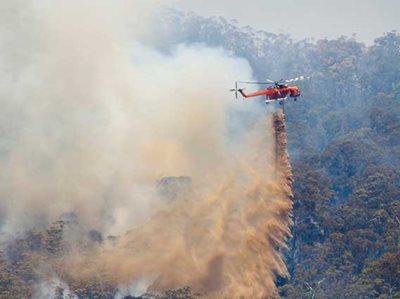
[{"left": 238, "top": 89, "right": 247, "bottom": 98}]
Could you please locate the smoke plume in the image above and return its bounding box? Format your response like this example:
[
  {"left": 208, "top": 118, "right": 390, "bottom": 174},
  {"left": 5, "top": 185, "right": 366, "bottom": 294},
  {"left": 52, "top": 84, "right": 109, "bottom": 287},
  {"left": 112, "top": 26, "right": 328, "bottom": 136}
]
[{"left": 0, "top": 1, "right": 293, "bottom": 298}]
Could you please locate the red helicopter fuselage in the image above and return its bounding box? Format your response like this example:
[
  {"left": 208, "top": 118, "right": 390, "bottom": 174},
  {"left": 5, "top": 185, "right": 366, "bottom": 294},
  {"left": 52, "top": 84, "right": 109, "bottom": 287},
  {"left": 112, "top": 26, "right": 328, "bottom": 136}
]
[{"left": 239, "top": 85, "right": 301, "bottom": 101}]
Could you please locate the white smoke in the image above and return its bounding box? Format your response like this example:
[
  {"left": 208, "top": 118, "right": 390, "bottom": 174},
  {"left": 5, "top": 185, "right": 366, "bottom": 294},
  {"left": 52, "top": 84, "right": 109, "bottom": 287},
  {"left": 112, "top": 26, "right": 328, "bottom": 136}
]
[
  {"left": 0, "top": 0, "right": 253, "bottom": 236},
  {"left": 0, "top": 1, "right": 293, "bottom": 298},
  {"left": 33, "top": 276, "right": 78, "bottom": 299}
]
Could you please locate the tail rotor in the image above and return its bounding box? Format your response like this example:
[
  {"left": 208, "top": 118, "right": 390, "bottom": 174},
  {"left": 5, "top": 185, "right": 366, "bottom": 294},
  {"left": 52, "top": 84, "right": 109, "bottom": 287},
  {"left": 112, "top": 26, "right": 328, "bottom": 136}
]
[{"left": 229, "top": 81, "right": 239, "bottom": 99}]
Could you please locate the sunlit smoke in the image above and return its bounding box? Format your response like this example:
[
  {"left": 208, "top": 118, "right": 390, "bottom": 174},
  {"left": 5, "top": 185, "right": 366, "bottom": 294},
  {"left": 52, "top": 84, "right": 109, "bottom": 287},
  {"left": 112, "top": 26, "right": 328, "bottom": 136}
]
[
  {"left": 0, "top": 0, "right": 251, "bottom": 235},
  {"left": 0, "top": 0, "right": 293, "bottom": 297}
]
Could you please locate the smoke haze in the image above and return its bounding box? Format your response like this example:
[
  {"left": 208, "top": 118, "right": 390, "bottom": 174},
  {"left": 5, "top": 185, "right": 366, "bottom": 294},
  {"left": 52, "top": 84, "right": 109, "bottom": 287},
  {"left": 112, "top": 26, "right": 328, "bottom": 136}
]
[{"left": 0, "top": 1, "right": 293, "bottom": 297}]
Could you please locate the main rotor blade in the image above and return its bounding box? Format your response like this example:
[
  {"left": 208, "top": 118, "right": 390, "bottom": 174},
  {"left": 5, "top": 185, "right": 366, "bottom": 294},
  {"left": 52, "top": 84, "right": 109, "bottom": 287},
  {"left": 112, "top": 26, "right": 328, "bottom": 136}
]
[
  {"left": 284, "top": 76, "right": 310, "bottom": 83},
  {"left": 237, "top": 81, "right": 273, "bottom": 85}
]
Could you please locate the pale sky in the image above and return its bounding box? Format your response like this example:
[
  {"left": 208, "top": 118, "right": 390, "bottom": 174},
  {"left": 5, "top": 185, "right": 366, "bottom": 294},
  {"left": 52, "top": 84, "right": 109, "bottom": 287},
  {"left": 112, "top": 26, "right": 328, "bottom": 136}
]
[{"left": 172, "top": 0, "right": 400, "bottom": 44}]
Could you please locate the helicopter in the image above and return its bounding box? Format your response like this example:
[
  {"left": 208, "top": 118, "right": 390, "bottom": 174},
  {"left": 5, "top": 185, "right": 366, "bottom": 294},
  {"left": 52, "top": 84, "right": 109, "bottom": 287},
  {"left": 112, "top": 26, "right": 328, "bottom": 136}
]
[{"left": 230, "top": 76, "right": 310, "bottom": 104}]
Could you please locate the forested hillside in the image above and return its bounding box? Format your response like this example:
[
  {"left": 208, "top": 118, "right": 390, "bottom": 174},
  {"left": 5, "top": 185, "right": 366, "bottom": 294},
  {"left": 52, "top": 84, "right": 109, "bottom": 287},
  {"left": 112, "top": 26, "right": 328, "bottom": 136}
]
[
  {"left": 1, "top": 8, "right": 399, "bottom": 299},
  {"left": 152, "top": 10, "right": 400, "bottom": 298}
]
